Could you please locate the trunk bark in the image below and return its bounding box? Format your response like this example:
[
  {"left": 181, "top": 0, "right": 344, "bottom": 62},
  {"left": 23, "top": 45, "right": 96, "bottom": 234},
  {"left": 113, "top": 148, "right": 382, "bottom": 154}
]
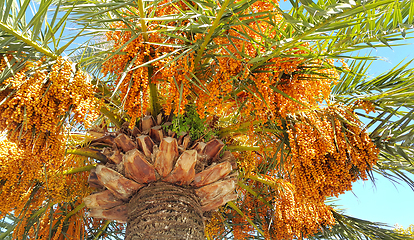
[{"left": 125, "top": 182, "right": 205, "bottom": 240}]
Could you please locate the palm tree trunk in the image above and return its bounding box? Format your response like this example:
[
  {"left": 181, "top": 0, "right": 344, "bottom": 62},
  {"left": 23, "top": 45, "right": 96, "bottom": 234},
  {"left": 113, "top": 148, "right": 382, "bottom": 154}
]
[{"left": 126, "top": 181, "right": 205, "bottom": 240}]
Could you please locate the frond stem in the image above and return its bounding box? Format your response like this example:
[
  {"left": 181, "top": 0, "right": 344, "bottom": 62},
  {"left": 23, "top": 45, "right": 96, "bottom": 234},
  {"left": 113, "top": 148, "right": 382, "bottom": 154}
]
[
  {"left": 227, "top": 145, "right": 272, "bottom": 151},
  {"left": 93, "top": 220, "right": 111, "bottom": 240},
  {"left": 149, "top": 82, "right": 160, "bottom": 117},
  {"left": 136, "top": 0, "right": 149, "bottom": 41},
  {"left": 193, "top": 0, "right": 233, "bottom": 70},
  {"left": 227, "top": 201, "right": 264, "bottom": 236},
  {"left": 62, "top": 164, "right": 97, "bottom": 175},
  {"left": 147, "top": 58, "right": 160, "bottom": 117},
  {"left": 66, "top": 148, "right": 108, "bottom": 163},
  {"left": 63, "top": 202, "right": 85, "bottom": 221},
  {"left": 100, "top": 107, "right": 123, "bottom": 128},
  {"left": 0, "top": 22, "right": 57, "bottom": 59}
]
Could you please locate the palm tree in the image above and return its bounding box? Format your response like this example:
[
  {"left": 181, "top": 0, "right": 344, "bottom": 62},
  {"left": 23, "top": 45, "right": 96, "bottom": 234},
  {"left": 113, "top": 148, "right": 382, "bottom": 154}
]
[{"left": 1, "top": 0, "right": 414, "bottom": 239}]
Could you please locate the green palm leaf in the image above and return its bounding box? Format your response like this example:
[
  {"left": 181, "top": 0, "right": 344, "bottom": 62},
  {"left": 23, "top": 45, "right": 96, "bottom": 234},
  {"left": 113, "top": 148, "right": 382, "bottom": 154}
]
[{"left": 310, "top": 211, "right": 410, "bottom": 240}]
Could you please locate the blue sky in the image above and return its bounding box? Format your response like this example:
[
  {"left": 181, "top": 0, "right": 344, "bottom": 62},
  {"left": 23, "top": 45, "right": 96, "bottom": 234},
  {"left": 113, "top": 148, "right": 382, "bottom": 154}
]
[{"left": 338, "top": 173, "right": 414, "bottom": 228}]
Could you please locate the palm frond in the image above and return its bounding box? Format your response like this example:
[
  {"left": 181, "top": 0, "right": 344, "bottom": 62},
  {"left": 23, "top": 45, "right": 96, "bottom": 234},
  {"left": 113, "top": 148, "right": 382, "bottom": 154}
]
[
  {"left": 55, "top": 0, "right": 414, "bottom": 74},
  {"left": 279, "top": 0, "right": 414, "bottom": 54},
  {"left": 0, "top": 0, "right": 78, "bottom": 59},
  {"left": 310, "top": 211, "right": 410, "bottom": 240}
]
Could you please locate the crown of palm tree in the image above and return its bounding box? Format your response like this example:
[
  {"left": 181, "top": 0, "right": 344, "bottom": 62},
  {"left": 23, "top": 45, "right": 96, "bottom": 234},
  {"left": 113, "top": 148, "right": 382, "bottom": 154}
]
[{"left": 1, "top": 0, "right": 414, "bottom": 239}]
